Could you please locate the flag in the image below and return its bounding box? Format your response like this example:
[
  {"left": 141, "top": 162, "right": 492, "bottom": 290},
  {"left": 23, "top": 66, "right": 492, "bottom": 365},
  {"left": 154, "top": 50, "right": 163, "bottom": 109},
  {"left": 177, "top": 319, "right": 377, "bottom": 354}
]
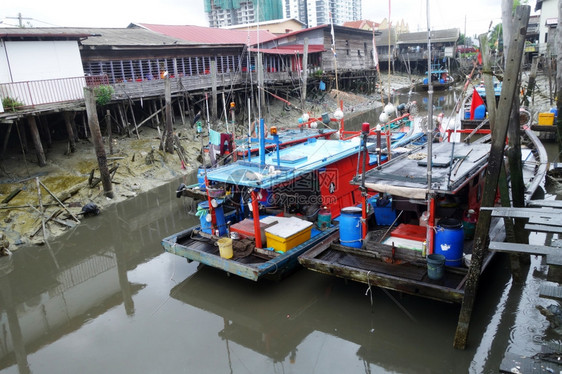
[
  {"left": 476, "top": 50, "right": 482, "bottom": 65},
  {"left": 469, "top": 88, "right": 484, "bottom": 120},
  {"left": 372, "top": 27, "right": 379, "bottom": 68}
]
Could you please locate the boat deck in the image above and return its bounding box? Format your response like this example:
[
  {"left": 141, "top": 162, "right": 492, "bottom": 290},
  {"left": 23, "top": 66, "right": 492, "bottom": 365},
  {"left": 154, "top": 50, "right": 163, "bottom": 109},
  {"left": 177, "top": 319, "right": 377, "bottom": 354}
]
[{"left": 163, "top": 225, "right": 339, "bottom": 281}]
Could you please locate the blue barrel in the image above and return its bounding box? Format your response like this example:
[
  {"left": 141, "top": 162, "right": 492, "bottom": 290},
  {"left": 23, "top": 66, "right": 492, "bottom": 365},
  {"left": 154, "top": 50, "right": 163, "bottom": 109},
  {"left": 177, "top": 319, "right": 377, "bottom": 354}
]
[
  {"left": 434, "top": 218, "right": 464, "bottom": 267},
  {"left": 474, "top": 104, "right": 486, "bottom": 120},
  {"left": 339, "top": 207, "right": 363, "bottom": 248},
  {"left": 198, "top": 201, "right": 227, "bottom": 236},
  {"left": 550, "top": 108, "right": 558, "bottom": 118}
]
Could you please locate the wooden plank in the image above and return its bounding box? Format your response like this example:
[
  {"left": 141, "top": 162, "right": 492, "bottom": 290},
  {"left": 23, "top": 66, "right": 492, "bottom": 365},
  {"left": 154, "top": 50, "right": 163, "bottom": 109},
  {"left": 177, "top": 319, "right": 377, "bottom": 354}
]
[
  {"left": 482, "top": 206, "right": 561, "bottom": 218},
  {"left": 527, "top": 200, "right": 562, "bottom": 209},
  {"left": 488, "top": 241, "right": 553, "bottom": 256},
  {"left": 525, "top": 223, "right": 562, "bottom": 234},
  {"left": 528, "top": 216, "right": 562, "bottom": 226},
  {"left": 539, "top": 284, "right": 562, "bottom": 300}
]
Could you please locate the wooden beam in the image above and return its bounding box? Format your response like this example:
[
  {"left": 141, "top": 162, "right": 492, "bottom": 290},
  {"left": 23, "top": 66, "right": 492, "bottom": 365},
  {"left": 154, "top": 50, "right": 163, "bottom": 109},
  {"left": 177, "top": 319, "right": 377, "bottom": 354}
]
[
  {"left": 84, "top": 88, "right": 114, "bottom": 199},
  {"left": 27, "top": 116, "right": 46, "bottom": 167},
  {"left": 454, "top": 5, "right": 530, "bottom": 350}
]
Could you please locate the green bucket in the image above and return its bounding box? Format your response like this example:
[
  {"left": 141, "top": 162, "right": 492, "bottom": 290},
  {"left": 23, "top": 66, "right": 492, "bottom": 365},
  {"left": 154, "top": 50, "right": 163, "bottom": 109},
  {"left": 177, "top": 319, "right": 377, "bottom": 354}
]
[{"left": 427, "top": 253, "right": 446, "bottom": 280}]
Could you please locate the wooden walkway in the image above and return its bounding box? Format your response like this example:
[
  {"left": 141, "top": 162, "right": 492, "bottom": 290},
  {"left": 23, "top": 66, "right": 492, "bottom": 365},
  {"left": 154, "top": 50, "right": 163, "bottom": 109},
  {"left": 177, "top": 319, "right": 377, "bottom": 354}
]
[{"left": 484, "top": 200, "right": 562, "bottom": 373}]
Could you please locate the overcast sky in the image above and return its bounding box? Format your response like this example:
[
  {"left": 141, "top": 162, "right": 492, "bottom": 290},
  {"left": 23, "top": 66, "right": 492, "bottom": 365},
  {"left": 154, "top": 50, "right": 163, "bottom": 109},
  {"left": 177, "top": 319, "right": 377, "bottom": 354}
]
[{"left": 1, "top": 0, "right": 537, "bottom": 38}]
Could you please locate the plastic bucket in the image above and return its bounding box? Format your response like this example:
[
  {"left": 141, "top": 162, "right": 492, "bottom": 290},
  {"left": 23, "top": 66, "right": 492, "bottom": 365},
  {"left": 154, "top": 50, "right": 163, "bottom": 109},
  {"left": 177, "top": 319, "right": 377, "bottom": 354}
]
[
  {"left": 426, "top": 254, "right": 446, "bottom": 280},
  {"left": 317, "top": 208, "right": 331, "bottom": 230},
  {"left": 339, "top": 207, "right": 362, "bottom": 248},
  {"left": 434, "top": 218, "right": 464, "bottom": 267},
  {"left": 217, "top": 238, "right": 233, "bottom": 259},
  {"left": 198, "top": 200, "right": 227, "bottom": 236}
]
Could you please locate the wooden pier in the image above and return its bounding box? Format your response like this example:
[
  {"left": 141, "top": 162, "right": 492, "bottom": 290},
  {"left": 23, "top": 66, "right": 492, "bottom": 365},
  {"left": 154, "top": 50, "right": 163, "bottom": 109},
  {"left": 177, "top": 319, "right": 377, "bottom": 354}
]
[{"left": 485, "top": 200, "right": 562, "bottom": 373}]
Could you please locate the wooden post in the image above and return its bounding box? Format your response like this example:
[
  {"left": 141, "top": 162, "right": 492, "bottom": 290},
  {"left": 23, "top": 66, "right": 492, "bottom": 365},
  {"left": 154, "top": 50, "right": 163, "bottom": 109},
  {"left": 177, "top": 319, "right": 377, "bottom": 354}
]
[
  {"left": 1, "top": 123, "right": 12, "bottom": 160},
  {"left": 63, "top": 112, "right": 77, "bottom": 153},
  {"left": 178, "top": 97, "right": 186, "bottom": 126},
  {"left": 27, "top": 116, "right": 46, "bottom": 167},
  {"left": 106, "top": 110, "right": 113, "bottom": 155},
  {"left": 118, "top": 103, "right": 130, "bottom": 137},
  {"left": 128, "top": 99, "right": 140, "bottom": 139},
  {"left": 479, "top": 33, "right": 497, "bottom": 127},
  {"left": 524, "top": 56, "right": 539, "bottom": 107},
  {"left": 453, "top": 5, "right": 530, "bottom": 350},
  {"left": 84, "top": 87, "right": 114, "bottom": 199},
  {"left": 164, "top": 78, "right": 174, "bottom": 154},
  {"left": 301, "top": 38, "right": 309, "bottom": 111},
  {"left": 211, "top": 58, "right": 218, "bottom": 123}
]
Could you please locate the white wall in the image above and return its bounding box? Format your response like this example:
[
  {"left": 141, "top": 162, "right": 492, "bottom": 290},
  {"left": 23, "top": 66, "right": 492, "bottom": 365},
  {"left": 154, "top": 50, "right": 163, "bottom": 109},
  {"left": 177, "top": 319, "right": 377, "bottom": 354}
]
[
  {"left": 5, "top": 40, "right": 84, "bottom": 82},
  {"left": 0, "top": 40, "right": 85, "bottom": 105},
  {"left": 538, "top": 0, "right": 558, "bottom": 54}
]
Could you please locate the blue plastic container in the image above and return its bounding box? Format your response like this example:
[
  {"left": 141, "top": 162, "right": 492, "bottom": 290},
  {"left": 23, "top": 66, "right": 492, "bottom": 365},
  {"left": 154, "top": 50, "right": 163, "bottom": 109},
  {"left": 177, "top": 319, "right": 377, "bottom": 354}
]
[
  {"left": 474, "top": 104, "right": 486, "bottom": 120},
  {"left": 374, "top": 197, "right": 396, "bottom": 225},
  {"left": 423, "top": 78, "right": 428, "bottom": 85},
  {"left": 339, "top": 207, "right": 363, "bottom": 248},
  {"left": 550, "top": 108, "right": 558, "bottom": 118},
  {"left": 198, "top": 200, "right": 227, "bottom": 236},
  {"left": 434, "top": 218, "right": 464, "bottom": 267}
]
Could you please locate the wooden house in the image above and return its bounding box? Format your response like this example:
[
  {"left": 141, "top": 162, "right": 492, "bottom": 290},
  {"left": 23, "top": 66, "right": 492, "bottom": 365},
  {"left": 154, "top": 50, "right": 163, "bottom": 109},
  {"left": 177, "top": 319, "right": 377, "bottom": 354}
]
[{"left": 396, "top": 28, "right": 459, "bottom": 72}]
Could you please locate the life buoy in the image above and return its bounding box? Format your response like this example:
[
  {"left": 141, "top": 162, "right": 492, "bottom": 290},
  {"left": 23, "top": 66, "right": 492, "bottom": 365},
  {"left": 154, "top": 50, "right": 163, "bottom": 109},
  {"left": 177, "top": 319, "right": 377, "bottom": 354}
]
[{"left": 250, "top": 121, "right": 269, "bottom": 138}]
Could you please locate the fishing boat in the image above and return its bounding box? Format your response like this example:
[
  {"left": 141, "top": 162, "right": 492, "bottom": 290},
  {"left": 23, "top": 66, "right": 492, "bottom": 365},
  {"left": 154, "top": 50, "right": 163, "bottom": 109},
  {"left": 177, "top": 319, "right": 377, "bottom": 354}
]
[
  {"left": 414, "top": 64, "right": 455, "bottom": 92},
  {"left": 459, "top": 78, "right": 502, "bottom": 131},
  {"left": 162, "top": 113, "right": 421, "bottom": 281},
  {"left": 298, "top": 123, "right": 547, "bottom": 302}
]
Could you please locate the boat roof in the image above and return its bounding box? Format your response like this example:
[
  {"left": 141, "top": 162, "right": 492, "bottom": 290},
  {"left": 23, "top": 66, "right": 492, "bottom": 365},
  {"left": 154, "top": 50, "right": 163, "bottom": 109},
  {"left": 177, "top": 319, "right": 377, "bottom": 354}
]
[
  {"left": 206, "top": 137, "right": 368, "bottom": 189},
  {"left": 353, "top": 140, "right": 491, "bottom": 199}
]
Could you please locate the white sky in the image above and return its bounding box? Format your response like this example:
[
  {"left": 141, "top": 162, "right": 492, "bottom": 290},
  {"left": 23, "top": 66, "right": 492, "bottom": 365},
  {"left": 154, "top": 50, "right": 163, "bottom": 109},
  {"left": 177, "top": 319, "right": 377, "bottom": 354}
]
[{"left": 0, "top": 0, "right": 537, "bottom": 39}]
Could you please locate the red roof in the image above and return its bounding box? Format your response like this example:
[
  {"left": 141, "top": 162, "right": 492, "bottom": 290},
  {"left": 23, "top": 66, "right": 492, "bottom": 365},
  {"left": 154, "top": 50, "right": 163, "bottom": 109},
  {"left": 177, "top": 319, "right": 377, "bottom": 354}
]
[
  {"left": 343, "top": 20, "right": 379, "bottom": 30},
  {"left": 249, "top": 44, "right": 325, "bottom": 55},
  {"left": 137, "top": 23, "right": 278, "bottom": 45}
]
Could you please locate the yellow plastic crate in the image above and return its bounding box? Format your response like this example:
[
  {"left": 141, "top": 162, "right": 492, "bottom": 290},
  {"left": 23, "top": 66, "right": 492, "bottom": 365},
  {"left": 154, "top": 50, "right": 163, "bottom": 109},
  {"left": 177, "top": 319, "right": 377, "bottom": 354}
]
[
  {"left": 538, "top": 112, "right": 555, "bottom": 126},
  {"left": 264, "top": 217, "right": 313, "bottom": 252}
]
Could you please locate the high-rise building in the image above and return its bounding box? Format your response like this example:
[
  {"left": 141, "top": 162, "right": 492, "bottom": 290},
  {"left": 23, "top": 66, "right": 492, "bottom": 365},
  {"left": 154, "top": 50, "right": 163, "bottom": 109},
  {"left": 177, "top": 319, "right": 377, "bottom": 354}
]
[
  {"left": 205, "top": 0, "right": 284, "bottom": 28},
  {"left": 283, "top": 0, "right": 362, "bottom": 28}
]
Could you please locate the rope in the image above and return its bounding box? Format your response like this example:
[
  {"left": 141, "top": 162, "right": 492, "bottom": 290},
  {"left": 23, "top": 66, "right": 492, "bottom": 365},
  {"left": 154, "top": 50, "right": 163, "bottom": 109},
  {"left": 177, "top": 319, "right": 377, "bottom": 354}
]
[{"left": 365, "top": 271, "right": 374, "bottom": 311}]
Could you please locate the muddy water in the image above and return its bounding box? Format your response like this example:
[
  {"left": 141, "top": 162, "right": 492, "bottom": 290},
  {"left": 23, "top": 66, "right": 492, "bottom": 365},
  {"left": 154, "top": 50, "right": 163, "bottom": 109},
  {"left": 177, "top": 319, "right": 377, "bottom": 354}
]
[{"left": 0, "top": 89, "right": 558, "bottom": 373}]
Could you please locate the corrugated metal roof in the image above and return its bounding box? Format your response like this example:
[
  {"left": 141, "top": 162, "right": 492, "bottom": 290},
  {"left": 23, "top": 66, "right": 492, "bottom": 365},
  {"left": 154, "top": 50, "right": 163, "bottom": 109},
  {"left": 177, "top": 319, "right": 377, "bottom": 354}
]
[
  {"left": 0, "top": 28, "right": 91, "bottom": 39},
  {"left": 136, "top": 23, "right": 278, "bottom": 45},
  {"left": 0, "top": 27, "right": 194, "bottom": 46},
  {"left": 248, "top": 44, "right": 325, "bottom": 55},
  {"left": 397, "top": 28, "right": 460, "bottom": 44}
]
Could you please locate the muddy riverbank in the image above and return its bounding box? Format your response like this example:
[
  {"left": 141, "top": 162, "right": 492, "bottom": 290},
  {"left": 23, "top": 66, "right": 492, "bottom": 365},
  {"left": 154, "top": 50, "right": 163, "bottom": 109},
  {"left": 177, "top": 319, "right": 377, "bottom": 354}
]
[{"left": 0, "top": 71, "right": 556, "bottom": 250}]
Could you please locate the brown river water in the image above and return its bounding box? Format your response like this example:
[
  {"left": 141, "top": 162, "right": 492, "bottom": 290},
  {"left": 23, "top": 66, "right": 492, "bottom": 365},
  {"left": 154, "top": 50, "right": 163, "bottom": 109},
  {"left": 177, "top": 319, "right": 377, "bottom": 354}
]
[{"left": 0, "top": 87, "right": 559, "bottom": 373}]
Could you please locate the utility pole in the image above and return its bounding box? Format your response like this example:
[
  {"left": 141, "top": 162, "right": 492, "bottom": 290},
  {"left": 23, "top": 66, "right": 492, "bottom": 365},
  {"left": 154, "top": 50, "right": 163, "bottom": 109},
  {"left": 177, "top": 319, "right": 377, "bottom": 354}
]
[{"left": 7, "top": 13, "right": 32, "bottom": 28}]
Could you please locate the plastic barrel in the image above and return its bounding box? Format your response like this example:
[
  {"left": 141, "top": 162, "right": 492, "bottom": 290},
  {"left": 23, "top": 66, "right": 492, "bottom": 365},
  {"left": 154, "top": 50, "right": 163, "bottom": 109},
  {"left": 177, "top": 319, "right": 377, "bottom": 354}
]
[
  {"left": 217, "top": 238, "right": 233, "bottom": 259},
  {"left": 434, "top": 218, "right": 464, "bottom": 267},
  {"left": 198, "top": 201, "right": 227, "bottom": 236},
  {"left": 474, "top": 104, "right": 486, "bottom": 120},
  {"left": 317, "top": 208, "right": 331, "bottom": 230},
  {"left": 426, "top": 254, "right": 446, "bottom": 280},
  {"left": 339, "top": 207, "right": 362, "bottom": 248}
]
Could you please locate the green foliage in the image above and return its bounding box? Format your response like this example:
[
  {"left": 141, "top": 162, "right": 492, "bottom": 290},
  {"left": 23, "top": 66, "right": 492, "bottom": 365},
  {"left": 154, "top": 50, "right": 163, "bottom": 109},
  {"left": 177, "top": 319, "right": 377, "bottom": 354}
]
[
  {"left": 93, "top": 85, "right": 114, "bottom": 106},
  {"left": 312, "top": 69, "right": 324, "bottom": 78},
  {"left": 2, "top": 96, "right": 24, "bottom": 112}
]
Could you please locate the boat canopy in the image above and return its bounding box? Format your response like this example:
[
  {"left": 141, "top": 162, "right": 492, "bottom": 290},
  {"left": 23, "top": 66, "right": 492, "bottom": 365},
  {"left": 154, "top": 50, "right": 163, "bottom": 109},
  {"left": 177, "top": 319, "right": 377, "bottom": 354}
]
[{"left": 354, "top": 141, "right": 491, "bottom": 199}]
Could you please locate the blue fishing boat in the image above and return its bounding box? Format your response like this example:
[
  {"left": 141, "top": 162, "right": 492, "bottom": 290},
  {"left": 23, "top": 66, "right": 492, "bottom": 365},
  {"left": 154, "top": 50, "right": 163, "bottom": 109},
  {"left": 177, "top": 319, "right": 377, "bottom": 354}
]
[
  {"left": 162, "top": 115, "right": 422, "bottom": 281},
  {"left": 415, "top": 64, "right": 455, "bottom": 91}
]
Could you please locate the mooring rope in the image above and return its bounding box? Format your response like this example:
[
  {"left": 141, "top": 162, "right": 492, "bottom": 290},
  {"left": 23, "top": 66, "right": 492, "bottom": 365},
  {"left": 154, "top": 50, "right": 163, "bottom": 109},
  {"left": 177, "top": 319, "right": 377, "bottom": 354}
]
[{"left": 365, "top": 270, "right": 374, "bottom": 311}]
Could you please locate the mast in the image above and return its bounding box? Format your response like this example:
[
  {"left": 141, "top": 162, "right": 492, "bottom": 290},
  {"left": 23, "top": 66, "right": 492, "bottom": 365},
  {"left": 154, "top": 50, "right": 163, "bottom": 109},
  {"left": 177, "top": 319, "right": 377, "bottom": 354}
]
[{"left": 425, "top": 0, "right": 434, "bottom": 253}]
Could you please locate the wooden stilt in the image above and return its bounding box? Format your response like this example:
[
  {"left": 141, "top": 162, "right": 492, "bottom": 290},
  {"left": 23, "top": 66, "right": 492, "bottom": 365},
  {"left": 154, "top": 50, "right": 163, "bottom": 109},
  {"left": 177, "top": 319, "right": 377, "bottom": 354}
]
[
  {"left": 164, "top": 78, "right": 174, "bottom": 153},
  {"left": 84, "top": 87, "right": 114, "bottom": 199},
  {"left": 106, "top": 110, "right": 113, "bottom": 155},
  {"left": 38, "top": 116, "right": 52, "bottom": 148},
  {"left": 118, "top": 103, "right": 130, "bottom": 137},
  {"left": 1, "top": 123, "right": 13, "bottom": 160},
  {"left": 179, "top": 97, "right": 186, "bottom": 126},
  {"left": 63, "top": 112, "right": 77, "bottom": 153},
  {"left": 128, "top": 99, "right": 140, "bottom": 139},
  {"left": 27, "top": 116, "right": 47, "bottom": 167},
  {"left": 453, "top": 5, "right": 530, "bottom": 350}
]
